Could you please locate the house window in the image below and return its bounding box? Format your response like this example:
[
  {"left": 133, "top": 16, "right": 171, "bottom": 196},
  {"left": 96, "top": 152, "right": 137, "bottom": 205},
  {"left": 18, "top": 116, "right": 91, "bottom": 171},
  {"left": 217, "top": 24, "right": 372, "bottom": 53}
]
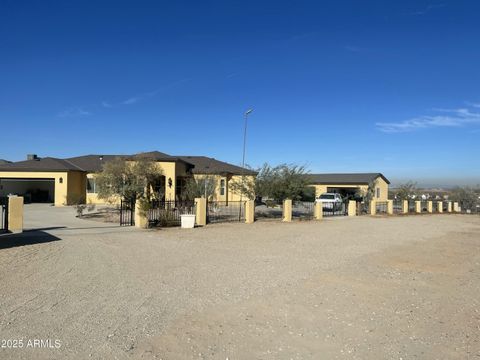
[
  {"left": 87, "top": 178, "right": 96, "bottom": 193},
  {"left": 176, "top": 177, "right": 187, "bottom": 198},
  {"left": 376, "top": 187, "right": 381, "bottom": 199},
  {"left": 220, "top": 179, "right": 226, "bottom": 196}
]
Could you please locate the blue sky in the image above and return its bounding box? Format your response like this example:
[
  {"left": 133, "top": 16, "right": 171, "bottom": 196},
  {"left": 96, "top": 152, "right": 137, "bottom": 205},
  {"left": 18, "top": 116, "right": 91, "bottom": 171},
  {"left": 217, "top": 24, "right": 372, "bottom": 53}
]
[{"left": 1, "top": 0, "right": 479, "bottom": 186}]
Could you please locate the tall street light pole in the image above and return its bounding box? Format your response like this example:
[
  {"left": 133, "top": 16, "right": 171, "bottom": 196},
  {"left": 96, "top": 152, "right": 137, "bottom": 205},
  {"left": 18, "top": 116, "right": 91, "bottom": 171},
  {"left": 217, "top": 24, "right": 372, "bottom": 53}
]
[
  {"left": 239, "top": 109, "right": 253, "bottom": 220},
  {"left": 242, "top": 109, "right": 253, "bottom": 170}
]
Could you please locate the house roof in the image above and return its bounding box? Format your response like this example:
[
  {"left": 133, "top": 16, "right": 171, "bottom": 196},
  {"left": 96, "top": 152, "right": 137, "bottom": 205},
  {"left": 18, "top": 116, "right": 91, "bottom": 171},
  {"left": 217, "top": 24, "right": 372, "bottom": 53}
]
[
  {"left": 124, "top": 151, "right": 179, "bottom": 162},
  {"left": 0, "top": 157, "right": 85, "bottom": 172},
  {"left": 66, "top": 152, "right": 185, "bottom": 172},
  {"left": 0, "top": 159, "right": 11, "bottom": 165},
  {"left": 0, "top": 152, "right": 252, "bottom": 176},
  {"left": 178, "top": 156, "right": 257, "bottom": 176},
  {"left": 306, "top": 173, "right": 390, "bottom": 185},
  {"left": 65, "top": 155, "right": 125, "bottom": 172}
]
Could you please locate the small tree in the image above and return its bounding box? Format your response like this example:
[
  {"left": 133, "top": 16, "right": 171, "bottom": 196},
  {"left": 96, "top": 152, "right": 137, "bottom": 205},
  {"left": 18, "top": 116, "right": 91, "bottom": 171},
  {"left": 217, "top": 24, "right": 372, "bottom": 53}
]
[
  {"left": 68, "top": 194, "right": 96, "bottom": 217},
  {"left": 230, "top": 163, "right": 310, "bottom": 203},
  {"left": 181, "top": 176, "right": 216, "bottom": 200},
  {"left": 450, "top": 186, "right": 478, "bottom": 212},
  {"left": 394, "top": 181, "right": 417, "bottom": 200},
  {"left": 95, "top": 157, "right": 161, "bottom": 204},
  {"left": 300, "top": 186, "right": 316, "bottom": 202}
]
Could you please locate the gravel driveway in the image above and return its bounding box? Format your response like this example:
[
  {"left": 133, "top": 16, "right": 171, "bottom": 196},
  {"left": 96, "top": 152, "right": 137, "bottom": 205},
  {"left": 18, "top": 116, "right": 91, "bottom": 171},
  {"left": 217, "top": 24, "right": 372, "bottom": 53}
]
[{"left": 0, "top": 207, "right": 479, "bottom": 359}]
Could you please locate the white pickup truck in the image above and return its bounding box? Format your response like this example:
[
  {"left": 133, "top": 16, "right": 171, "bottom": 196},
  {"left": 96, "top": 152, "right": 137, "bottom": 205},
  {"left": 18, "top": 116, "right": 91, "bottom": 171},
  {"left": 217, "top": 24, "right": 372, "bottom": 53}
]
[{"left": 315, "top": 193, "right": 343, "bottom": 211}]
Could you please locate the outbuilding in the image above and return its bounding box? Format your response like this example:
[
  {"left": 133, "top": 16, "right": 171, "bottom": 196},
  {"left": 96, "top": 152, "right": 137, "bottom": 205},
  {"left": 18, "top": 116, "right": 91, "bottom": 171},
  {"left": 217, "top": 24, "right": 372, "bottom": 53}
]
[{"left": 307, "top": 173, "right": 390, "bottom": 201}]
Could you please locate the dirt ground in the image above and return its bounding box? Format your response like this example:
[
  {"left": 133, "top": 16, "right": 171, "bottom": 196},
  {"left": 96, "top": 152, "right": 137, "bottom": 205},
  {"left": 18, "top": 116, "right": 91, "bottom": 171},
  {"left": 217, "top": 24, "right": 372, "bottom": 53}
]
[{"left": 0, "top": 212, "right": 479, "bottom": 359}]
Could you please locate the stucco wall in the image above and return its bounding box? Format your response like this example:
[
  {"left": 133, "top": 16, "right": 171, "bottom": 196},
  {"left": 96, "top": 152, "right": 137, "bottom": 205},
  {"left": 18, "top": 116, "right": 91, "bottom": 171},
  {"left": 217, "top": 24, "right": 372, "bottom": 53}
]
[
  {"left": 309, "top": 177, "right": 389, "bottom": 201},
  {"left": 85, "top": 160, "right": 182, "bottom": 204},
  {"left": 192, "top": 174, "right": 255, "bottom": 202},
  {"left": 375, "top": 178, "right": 389, "bottom": 201},
  {"left": 155, "top": 162, "right": 176, "bottom": 200},
  {"left": 67, "top": 171, "right": 86, "bottom": 204}
]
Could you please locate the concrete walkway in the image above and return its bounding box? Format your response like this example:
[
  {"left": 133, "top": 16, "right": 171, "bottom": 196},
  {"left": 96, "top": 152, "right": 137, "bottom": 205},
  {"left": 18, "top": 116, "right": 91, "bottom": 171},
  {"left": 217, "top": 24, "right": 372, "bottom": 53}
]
[{"left": 23, "top": 203, "right": 137, "bottom": 236}]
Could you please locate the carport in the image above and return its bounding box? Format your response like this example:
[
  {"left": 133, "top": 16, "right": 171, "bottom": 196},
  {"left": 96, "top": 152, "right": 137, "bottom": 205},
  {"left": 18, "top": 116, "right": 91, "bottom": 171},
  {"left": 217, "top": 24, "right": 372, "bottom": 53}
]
[
  {"left": 326, "top": 186, "right": 360, "bottom": 200},
  {"left": 0, "top": 178, "right": 55, "bottom": 203},
  {"left": 306, "top": 173, "right": 391, "bottom": 202}
]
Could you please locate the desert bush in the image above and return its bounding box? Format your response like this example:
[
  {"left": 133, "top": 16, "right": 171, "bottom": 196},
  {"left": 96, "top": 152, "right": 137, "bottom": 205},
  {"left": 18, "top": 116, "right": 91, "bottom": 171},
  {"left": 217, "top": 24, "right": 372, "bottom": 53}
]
[{"left": 230, "top": 163, "right": 310, "bottom": 202}]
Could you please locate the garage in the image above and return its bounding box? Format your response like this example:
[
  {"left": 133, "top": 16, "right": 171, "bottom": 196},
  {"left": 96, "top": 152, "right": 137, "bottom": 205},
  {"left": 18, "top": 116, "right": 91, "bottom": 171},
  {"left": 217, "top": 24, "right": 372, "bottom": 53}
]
[
  {"left": 0, "top": 178, "right": 55, "bottom": 203},
  {"left": 326, "top": 186, "right": 361, "bottom": 200},
  {"left": 307, "top": 173, "right": 391, "bottom": 202}
]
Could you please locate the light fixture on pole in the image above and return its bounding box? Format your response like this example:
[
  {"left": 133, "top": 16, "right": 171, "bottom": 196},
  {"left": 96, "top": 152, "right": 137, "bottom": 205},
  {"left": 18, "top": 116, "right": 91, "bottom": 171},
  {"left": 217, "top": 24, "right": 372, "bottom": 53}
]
[
  {"left": 242, "top": 109, "right": 253, "bottom": 170},
  {"left": 239, "top": 109, "right": 253, "bottom": 220}
]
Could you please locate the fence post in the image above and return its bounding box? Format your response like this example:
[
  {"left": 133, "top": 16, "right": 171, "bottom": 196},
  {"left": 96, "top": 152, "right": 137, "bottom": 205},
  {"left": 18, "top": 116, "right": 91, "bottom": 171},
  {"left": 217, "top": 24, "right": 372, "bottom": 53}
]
[
  {"left": 283, "top": 199, "right": 292, "bottom": 222},
  {"left": 8, "top": 196, "right": 23, "bottom": 233},
  {"left": 194, "top": 197, "right": 207, "bottom": 226},
  {"left": 453, "top": 202, "right": 459, "bottom": 212},
  {"left": 386, "top": 200, "right": 393, "bottom": 215},
  {"left": 402, "top": 200, "right": 408, "bottom": 214},
  {"left": 369, "top": 200, "right": 376, "bottom": 215},
  {"left": 415, "top": 201, "right": 421, "bottom": 213},
  {"left": 437, "top": 201, "right": 443, "bottom": 213},
  {"left": 447, "top": 201, "right": 452, "bottom": 213},
  {"left": 347, "top": 200, "right": 356, "bottom": 217},
  {"left": 245, "top": 200, "right": 255, "bottom": 224},
  {"left": 134, "top": 200, "right": 149, "bottom": 228},
  {"left": 427, "top": 201, "right": 433, "bottom": 213},
  {"left": 314, "top": 201, "right": 323, "bottom": 220}
]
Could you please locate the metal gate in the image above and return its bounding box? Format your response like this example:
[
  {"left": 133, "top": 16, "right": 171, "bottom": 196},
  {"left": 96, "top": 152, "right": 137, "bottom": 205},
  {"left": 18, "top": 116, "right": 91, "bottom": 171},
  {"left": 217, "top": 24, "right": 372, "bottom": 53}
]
[
  {"left": 375, "top": 201, "right": 388, "bottom": 214},
  {"left": 443, "top": 201, "right": 449, "bottom": 212},
  {"left": 356, "top": 201, "right": 369, "bottom": 216},
  {"left": 322, "top": 201, "right": 348, "bottom": 217},
  {"left": 393, "top": 199, "right": 403, "bottom": 214},
  {"left": 120, "top": 198, "right": 135, "bottom": 226},
  {"left": 292, "top": 201, "right": 315, "bottom": 220},
  {"left": 0, "top": 197, "right": 8, "bottom": 232},
  {"left": 408, "top": 200, "right": 416, "bottom": 213},
  {"left": 207, "top": 201, "right": 245, "bottom": 223}
]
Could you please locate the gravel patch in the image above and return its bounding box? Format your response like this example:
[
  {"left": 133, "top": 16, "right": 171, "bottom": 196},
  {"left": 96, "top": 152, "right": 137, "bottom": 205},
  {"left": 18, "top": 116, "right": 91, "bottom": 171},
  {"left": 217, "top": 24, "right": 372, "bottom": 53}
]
[{"left": 0, "top": 213, "right": 479, "bottom": 359}]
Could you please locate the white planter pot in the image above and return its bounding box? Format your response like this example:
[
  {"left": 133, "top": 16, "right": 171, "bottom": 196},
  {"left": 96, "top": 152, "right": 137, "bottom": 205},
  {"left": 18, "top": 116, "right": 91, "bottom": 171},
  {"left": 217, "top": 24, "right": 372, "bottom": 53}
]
[{"left": 180, "top": 214, "right": 196, "bottom": 228}]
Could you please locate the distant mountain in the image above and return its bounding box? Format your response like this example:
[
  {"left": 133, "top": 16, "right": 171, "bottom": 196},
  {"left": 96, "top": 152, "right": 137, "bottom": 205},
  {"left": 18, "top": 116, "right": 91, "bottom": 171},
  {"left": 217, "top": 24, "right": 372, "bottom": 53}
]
[{"left": 390, "top": 178, "right": 480, "bottom": 189}]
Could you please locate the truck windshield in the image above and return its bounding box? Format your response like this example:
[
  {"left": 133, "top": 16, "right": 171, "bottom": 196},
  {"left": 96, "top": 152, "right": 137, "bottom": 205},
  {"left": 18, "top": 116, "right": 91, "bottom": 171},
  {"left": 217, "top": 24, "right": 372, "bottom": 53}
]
[{"left": 320, "top": 194, "right": 335, "bottom": 199}]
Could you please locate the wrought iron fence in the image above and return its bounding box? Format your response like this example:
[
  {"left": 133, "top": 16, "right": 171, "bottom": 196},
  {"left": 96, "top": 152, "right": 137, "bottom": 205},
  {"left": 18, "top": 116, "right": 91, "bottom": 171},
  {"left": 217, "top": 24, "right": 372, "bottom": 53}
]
[
  {"left": 375, "top": 201, "right": 388, "bottom": 214},
  {"left": 120, "top": 198, "right": 135, "bottom": 226},
  {"left": 356, "top": 201, "right": 369, "bottom": 216},
  {"left": 322, "top": 201, "right": 347, "bottom": 217},
  {"left": 292, "top": 201, "right": 315, "bottom": 220},
  {"left": 443, "top": 201, "right": 449, "bottom": 212},
  {"left": 393, "top": 199, "right": 403, "bottom": 214},
  {"left": 255, "top": 200, "right": 283, "bottom": 220},
  {"left": 148, "top": 200, "right": 195, "bottom": 227},
  {"left": 459, "top": 202, "right": 480, "bottom": 214},
  {"left": 0, "top": 197, "right": 8, "bottom": 232},
  {"left": 431, "top": 201, "right": 438, "bottom": 213},
  {"left": 408, "top": 200, "right": 416, "bottom": 213},
  {"left": 421, "top": 200, "right": 429, "bottom": 212},
  {"left": 207, "top": 201, "right": 245, "bottom": 223}
]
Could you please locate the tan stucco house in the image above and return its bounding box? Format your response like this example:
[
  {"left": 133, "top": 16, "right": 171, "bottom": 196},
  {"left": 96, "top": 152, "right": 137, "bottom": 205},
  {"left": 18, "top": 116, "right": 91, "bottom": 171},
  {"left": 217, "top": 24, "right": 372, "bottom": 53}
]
[
  {"left": 307, "top": 173, "right": 390, "bottom": 201},
  {"left": 0, "top": 152, "right": 256, "bottom": 206}
]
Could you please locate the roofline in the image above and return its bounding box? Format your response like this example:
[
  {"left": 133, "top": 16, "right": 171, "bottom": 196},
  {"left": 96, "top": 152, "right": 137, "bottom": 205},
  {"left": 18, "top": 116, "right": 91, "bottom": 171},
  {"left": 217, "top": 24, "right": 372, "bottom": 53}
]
[
  {"left": 192, "top": 170, "right": 258, "bottom": 176},
  {"left": 0, "top": 169, "right": 86, "bottom": 173},
  {"left": 309, "top": 181, "right": 372, "bottom": 185},
  {"left": 308, "top": 173, "right": 390, "bottom": 185}
]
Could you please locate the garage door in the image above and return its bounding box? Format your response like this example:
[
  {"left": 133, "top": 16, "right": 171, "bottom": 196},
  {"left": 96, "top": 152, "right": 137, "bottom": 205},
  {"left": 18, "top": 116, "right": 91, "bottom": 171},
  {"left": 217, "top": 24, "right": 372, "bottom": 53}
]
[{"left": 0, "top": 178, "right": 55, "bottom": 203}]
